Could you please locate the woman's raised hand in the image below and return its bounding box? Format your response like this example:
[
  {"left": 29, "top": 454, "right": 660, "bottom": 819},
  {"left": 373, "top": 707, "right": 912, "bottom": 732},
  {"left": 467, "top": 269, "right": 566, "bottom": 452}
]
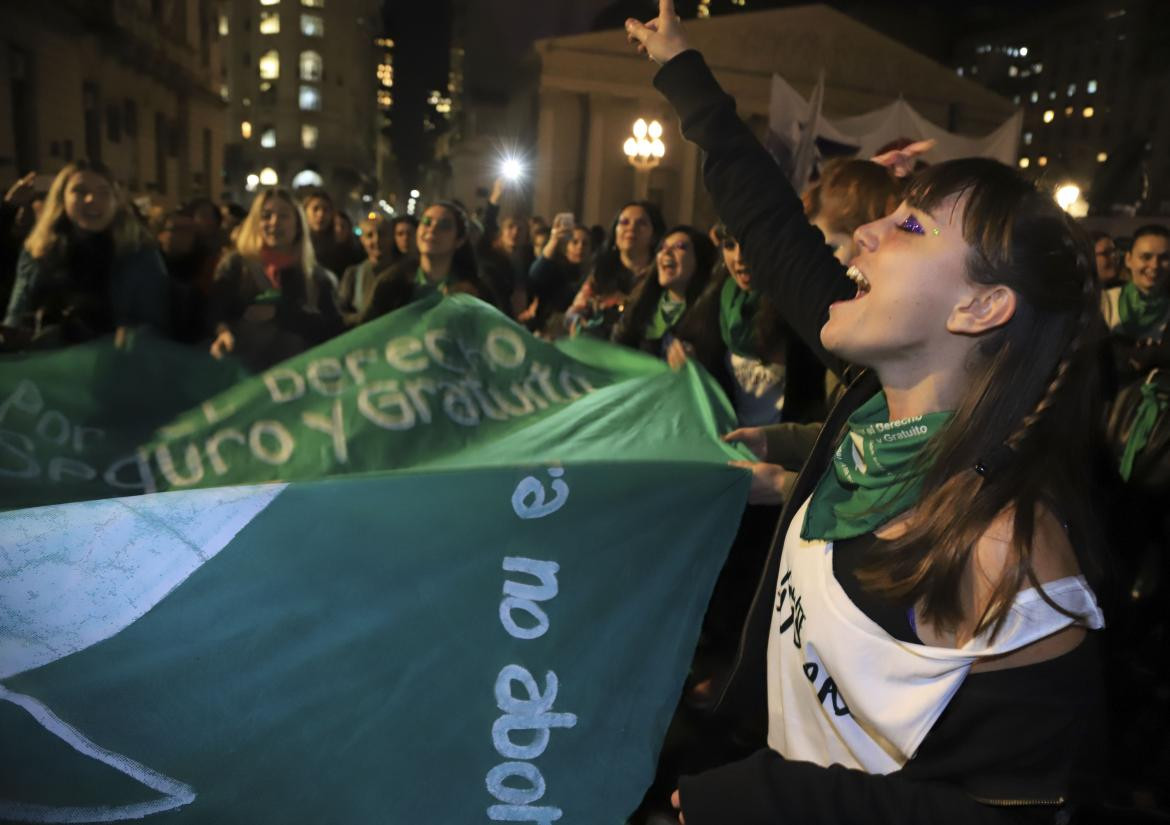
[{"left": 625, "top": 0, "right": 690, "bottom": 66}]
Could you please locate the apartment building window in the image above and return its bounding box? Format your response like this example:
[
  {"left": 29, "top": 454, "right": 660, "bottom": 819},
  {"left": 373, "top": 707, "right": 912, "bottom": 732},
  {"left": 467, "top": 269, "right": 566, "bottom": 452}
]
[
  {"left": 260, "top": 0, "right": 279, "bottom": 5},
  {"left": 301, "top": 14, "right": 324, "bottom": 36},
  {"left": 241, "top": 120, "right": 253, "bottom": 139},
  {"left": 299, "top": 85, "right": 321, "bottom": 111},
  {"left": 259, "top": 50, "right": 280, "bottom": 79},
  {"left": 300, "top": 50, "right": 323, "bottom": 81},
  {"left": 301, "top": 124, "right": 319, "bottom": 149},
  {"left": 260, "top": 126, "right": 276, "bottom": 148},
  {"left": 260, "top": 11, "right": 280, "bottom": 33},
  {"left": 302, "top": 0, "right": 324, "bottom": 6}
]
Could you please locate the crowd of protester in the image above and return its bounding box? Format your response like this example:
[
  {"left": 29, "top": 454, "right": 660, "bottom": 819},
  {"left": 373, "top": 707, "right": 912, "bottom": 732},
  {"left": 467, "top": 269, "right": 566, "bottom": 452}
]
[{"left": 2, "top": 18, "right": 1170, "bottom": 822}]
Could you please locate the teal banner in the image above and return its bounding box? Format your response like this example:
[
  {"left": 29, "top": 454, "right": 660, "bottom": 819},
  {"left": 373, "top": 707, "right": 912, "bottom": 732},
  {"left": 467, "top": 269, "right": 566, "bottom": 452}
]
[{"left": 1, "top": 296, "right": 752, "bottom": 822}]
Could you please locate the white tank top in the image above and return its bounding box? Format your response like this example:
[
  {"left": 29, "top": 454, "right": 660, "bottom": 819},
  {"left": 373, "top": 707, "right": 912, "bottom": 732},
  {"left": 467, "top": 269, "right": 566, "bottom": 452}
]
[{"left": 766, "top": 498, "right": 1105, "bottom": 774}]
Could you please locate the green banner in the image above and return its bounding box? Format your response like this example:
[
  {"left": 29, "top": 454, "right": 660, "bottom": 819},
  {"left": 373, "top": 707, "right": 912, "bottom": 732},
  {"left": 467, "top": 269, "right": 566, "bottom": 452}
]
[
  {"left": 1, "top": 295, "right": 753, "bottom": 822},
  {"left": 1, "top": 294, "right": 736, "bottom": 511}
]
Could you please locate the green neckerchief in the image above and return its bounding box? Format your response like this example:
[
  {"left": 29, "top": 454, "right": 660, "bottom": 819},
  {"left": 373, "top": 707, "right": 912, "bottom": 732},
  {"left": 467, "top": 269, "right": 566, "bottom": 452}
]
[
  {"left": 801, "top": 392, "right": 953, "bottom": 542},
  {"left": 414, "top": 266, "right": 450, "bottom": 299},
  {"left": 1119, "top": 380, "right": 1168, "bottom": 481},
  {"left": 718, "top": 277, "right": 760, "bottom": 358},
  {"left": 1117, "top": 282, "right": 1170, "bottom": 339},
  {"left": 252, "top": 288, "right": 283, "bottom": 305},
  {"left": 645, "top": 292, "right": 686, "bottom": 340}
]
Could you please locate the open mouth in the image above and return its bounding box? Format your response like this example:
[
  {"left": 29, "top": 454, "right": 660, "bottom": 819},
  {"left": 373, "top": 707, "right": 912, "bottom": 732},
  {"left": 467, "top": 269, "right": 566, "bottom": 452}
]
[{"left": 845, "top": 264, "right": 871, "bottom": 298}]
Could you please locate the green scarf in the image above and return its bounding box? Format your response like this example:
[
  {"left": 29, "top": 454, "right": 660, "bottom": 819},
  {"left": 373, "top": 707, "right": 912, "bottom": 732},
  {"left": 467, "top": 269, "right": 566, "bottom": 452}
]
[
  {"left": 1117, "top": 282, "right": 1170, "bottom": 339},
  {"left": 718, "top": 278, "right": 760, "bottom": 358},
  {"left": 414, "top": 266, "right": 449, "bottom": 298},
  {"left": 645, "top": 292, "right": 686, "bottom": 341},
  {"left": 1119, "top": 380, "right": 1168, "bottom": 481},
  {"left": 801, "top": 392, "right": 953, "bottom": 541},
  {"left": 252, "top": 288, "right": 283, "bottom": 305}
]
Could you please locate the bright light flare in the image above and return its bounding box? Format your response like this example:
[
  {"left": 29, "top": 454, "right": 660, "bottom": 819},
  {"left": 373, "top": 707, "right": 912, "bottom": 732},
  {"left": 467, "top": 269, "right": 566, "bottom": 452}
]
[
  {"left": 501, "top": 157, "right": 524, "bottom": 181},
  {"left": 1055, "top": 183, "right": 1080, "bottom": 212}
]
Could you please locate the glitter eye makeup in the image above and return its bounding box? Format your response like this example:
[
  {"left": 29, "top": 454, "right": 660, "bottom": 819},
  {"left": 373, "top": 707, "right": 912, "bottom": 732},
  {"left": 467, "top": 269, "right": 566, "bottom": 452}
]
[{"left": 898, "top": 214, "right": 926, "bottom": 235}]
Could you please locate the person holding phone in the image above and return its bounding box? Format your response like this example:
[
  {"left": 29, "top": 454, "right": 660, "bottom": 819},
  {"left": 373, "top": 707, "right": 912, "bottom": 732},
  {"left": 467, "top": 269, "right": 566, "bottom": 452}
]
[{"left": 523, "top": 212, "right": 592, "bottom": 335}]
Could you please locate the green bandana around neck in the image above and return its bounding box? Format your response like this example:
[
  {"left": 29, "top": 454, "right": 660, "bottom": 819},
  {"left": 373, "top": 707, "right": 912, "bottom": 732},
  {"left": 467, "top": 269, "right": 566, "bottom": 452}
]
[
  {"left": 719, "top": 277, "right": 760, "bottom": 358},
  {"left": 414, "top": 266, "right": 450, "bottom": 297},
  {"left": 1119, "top": 380, "right": 1168, "bottom": 481},
  {"left": 1117, "top": 282, "right": 1170, "bottom": 339},
  {"left": 801, "top": 392, "right": 953, "bottom": 542},
  {"left": 645, "top": 292, "right": 686, "bottom": 341}
]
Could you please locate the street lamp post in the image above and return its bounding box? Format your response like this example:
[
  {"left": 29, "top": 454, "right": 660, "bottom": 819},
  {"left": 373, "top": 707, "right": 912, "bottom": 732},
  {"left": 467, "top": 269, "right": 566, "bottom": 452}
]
[{"left": 623, "top": 118, "right": 665, "bottom": 200}]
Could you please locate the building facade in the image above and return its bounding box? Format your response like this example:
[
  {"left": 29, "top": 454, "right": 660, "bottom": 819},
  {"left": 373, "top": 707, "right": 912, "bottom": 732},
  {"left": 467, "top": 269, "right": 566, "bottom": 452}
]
[
  {"left": 951, "top": 0, "right": 1170, "bottom": 216},
  {"left": 0, "top": 0, "right": 227, "bottom": 208},
  {"left": 532, "top": 5, "right": 1017, "bottom": 229},
  {"left": 220, "top": 0, "right": 380, "bottom": 213}
]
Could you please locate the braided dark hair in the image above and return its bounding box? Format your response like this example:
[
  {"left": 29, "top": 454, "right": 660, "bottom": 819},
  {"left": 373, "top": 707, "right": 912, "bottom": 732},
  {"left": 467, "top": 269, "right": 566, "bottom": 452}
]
[{"left": 854, "top": 158, "right": 1104, "bottom": 639}]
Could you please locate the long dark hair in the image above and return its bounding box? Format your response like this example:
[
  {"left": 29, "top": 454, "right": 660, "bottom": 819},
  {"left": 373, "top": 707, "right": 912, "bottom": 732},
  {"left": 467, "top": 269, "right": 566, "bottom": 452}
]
[
  {"left": 589, "top": 200, "right": 665, "bottom": 295},
  {"left": 613, "top": 225, "right": 715, "bottom": 347},
  {"left": 855, "top": 158, "right": 1102, "bottom": 639}
]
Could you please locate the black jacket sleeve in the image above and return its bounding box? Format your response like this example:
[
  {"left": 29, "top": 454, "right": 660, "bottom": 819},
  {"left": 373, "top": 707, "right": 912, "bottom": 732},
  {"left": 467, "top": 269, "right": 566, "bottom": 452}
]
[
  {"left": 653, "top": 50, "right": 853, "bottom": 380},
  {"left": 678, "top": 750, "right": 1033, "bottom": 825}
]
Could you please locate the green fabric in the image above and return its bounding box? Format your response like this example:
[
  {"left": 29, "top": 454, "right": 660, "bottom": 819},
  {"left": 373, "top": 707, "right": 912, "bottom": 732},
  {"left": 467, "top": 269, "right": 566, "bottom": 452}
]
[
  {"left": 0, "top": 294, "right": 752, "bottom": 822},
  {"left": 644, "top": 292, "right": 686, "bottom": 341},
  {"left": 1119, "top": 380, "right": 1168, "bottom": 481},
  {"left": 1117, "top": 282, "right": 1170, "bottom": 339},
  {"left": 252, "top": 288, "right": 283, "bottom": 305},
  {"left": 718, "top": 277, "right": 760, "bottom": 358},
  {"left": 1, "top": 293, "right": 745, "bottom": 511},
  {"left": 801, "top": 391, "right": 952, "bottom": 541}
]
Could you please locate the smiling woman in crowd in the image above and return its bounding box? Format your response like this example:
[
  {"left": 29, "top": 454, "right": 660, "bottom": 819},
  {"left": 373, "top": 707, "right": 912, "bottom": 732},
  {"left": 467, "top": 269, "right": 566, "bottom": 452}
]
[
  {"left": 3, "top": 159, "right": 168, "bottom": 347},
  {"left": 207, "top": 186, "right": 342, "bottom": 372},
  {"left": 612, "top": 224, "right": 715, "bottom": 354},
  {"left": 627, "top": 3, "right": 1108, "bottom": 824}
]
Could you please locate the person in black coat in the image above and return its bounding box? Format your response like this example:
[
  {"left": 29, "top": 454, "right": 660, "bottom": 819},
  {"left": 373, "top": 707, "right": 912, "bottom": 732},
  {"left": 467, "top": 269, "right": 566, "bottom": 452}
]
[{"left": 628, "top": 5, "right": 1108, "bottom": 824}]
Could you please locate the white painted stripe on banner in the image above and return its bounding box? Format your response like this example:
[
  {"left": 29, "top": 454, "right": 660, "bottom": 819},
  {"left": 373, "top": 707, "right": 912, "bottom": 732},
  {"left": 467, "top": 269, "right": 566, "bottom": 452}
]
[
  {"left": 0, "top": 483, "right": 287, "bottom": 680},
  {"left": 0, "top": 684, "right": 195, "bottom": 822}
]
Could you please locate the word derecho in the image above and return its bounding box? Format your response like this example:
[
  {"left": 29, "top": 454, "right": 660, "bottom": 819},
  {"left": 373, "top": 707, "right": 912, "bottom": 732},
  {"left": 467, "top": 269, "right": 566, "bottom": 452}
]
[
  {"left": 0, "top": 323, "right": 600, "bottom": 495},
  {"left": 487, "top": 469, "right": 578, "bottom": 822}
]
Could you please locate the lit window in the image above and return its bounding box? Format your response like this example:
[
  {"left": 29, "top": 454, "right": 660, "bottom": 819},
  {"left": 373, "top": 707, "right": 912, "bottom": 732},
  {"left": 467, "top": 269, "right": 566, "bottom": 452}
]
[
  {"left": 1019, "top": 46, "right": 1029, "bottom": 57},
  {"left": 1009, "top": 65, "right": 1019, "bottom": 77},
  {"left": 1023, "top": 131, "right": 1033, "bottom": 145},
  {"left": 260, "top": 12, "right": 280, "bottom": 33},
  {"left": 957, "top": 67, "right": 964, "bottom": 77},
  {"left": 259, "top": 167, "right": 279, "bottom": 185},
  {"left": 302, "top": 0, "right": 324, "bottom": 6},
  {"left": 259, "top": 0, "right": 279, "bottom": 5},
  {"left": 301, "top": 124, "right": 319, "bottom": 149},
  {"left": 259, "top": 50, "right": 280, "bottom": 80},
  {"left": 1037, "top": 156, "right": 1048, "bottom": 167},
  {"left": 377, "top": 90, "right": 392, "bottom": 109},
  {"left": 241, "top": 120, "right": 252, "bottom": 139},
  {"left": 1030, "top": 91, "right": 1039, "bottom": 103},
  {"left": 1097, "top": 151, "right": 1108, "bottom": 162},
  {"left": 246, "top": 174, "right": 260, "bottom": 192},
  {"left": 1048, "top": 90, "right": 1056, "bottom": 100},
  {"left": 1033, "top": 62, "right": 1043, "bottom": 73},
  {"left": 260, "top": 126, "right": 276, "bottom": 148},
  {"left": 377, "top": 60, "right": 393, "bottom": 87},
  {"left": 301, "top": 14, "right": 324, "bottom": 36},
  {"left": 299, "top": 85, "right": 321, "bottom": 111},
  {"left": 300, "top": 50, "right": 323, "bottom": 81},
  {"left": 1067, "top": 83, "right": 1076, "bottom": 96},
  {"left": 218, "top": 12, "right": 229, "bottom": 35},
  {"left": 1087, "top": 79, "right": 1098, "bottom": 93},
  {"left": 1043, "top": 110, "right": 1055, "bottom": 123},
  {"left": 1064, "top": 105, "right": 1074, "bottom": 116},
  {"left": 1019, "top": 157, "right": 1030, "bottom": 169},
  {"left": 1083, "top": 106, "right": 1094, "bottom": 118}
]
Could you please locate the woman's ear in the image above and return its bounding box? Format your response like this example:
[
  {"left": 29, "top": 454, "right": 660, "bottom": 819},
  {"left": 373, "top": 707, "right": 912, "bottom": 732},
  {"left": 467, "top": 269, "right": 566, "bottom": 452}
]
[{"left": 947, "top": 284, "right": 1017, "bottom": 335}]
